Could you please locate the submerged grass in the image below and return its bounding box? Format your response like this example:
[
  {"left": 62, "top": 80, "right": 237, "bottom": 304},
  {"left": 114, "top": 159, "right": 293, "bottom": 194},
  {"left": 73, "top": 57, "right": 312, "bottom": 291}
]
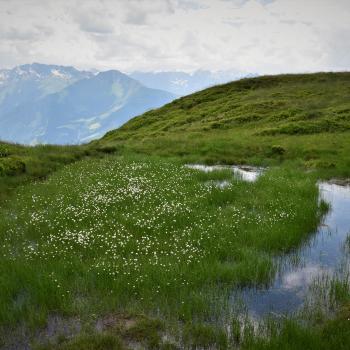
[
  {"left": 244, "top": 307, "right": 350, "bottom": 350},
  {"left": 0, "top": 155, "right": 322, "bottom": 347},
  {"left": 35, "top": 333, "right": 125, "bottom": 350}
]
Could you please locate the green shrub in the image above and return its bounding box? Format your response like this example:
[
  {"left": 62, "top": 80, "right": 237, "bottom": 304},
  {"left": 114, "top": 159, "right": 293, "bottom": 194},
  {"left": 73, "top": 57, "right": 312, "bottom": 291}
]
[
  {"left": 0, "top": 144, "right": 10, "bottom": 158},
  {"left": 95, "top": 146, "right": 118, "bottom": 154},
  {"left": 0, "top": 157, "right": 26, "bottom": 176},
  {"left": 271, "top": 145, "right": 286, "bottom": 156}
]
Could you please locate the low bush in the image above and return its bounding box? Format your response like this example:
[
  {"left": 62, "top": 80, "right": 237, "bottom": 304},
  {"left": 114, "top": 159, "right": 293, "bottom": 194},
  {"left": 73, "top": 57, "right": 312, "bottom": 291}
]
[
  {"left": 270, "top": 145, "right": 286, "bottom": 156},
  {"left": 0, "top": 157, "right": 26, "bottom": 176}
]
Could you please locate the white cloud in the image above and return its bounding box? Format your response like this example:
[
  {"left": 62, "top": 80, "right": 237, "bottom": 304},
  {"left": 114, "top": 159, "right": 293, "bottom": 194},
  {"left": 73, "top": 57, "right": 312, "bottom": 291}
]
[
  {"left": 0, "top": 0, "right": 349, "bottom": 74},
  {"left": 74, "top": 12, "right": 115, "bottom": 34}
]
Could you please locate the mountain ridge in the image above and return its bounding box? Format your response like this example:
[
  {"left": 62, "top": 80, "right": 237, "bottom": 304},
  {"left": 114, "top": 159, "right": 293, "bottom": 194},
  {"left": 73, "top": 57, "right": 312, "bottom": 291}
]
[
  {"left": 0, "top": 63, "right": 93, "bottom": 115},
  {"left": 0, "top": 65, "right": 176, "bottom": 145},
  {"left": 130, "top": 69, "right": 256, "bottom": 96},
  {"left": 0, "top": 63, "right": 256, "bottom": 145}
]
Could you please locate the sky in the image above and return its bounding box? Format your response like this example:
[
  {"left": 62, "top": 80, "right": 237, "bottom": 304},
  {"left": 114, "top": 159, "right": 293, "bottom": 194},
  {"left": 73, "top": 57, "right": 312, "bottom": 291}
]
[{"left": 0, "top": 0, "right": 350, "bottom": 74}]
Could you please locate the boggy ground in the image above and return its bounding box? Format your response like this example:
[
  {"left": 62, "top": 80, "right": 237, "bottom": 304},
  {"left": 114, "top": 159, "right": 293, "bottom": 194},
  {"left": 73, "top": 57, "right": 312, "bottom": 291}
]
[
  {"left": 1, "top": 72, "right": 350, "bottom": 348},
  {"left": 0, "top": 155, "right": 326, "bottom": 349}
]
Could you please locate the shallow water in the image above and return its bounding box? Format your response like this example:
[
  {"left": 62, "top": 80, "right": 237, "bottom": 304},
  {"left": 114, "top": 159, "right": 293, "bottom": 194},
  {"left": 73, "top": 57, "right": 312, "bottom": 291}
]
[
  {"left": 239, "top": 182, "right": 350, "bottom": 318},
  {"left": 188, "top": 164, "right": 350, "bottom": 318},
  {"left": 185, "top": 164, "right": 263, "bottom": 183}
]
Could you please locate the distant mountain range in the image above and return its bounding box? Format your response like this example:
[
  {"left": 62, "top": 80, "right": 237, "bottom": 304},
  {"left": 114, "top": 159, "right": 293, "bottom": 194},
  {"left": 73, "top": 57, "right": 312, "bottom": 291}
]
[
  {"left": 0, "top": 64, "right": 175, "bottom": 145},
  {"left": 130, "top": 70, "right": 257, "bottom": 96},
  {"left": 0, "top": 64, "right": 93, "bottom": 116},
  {"left": 0, "top": 63, "right": 253, "bottom": 145}
]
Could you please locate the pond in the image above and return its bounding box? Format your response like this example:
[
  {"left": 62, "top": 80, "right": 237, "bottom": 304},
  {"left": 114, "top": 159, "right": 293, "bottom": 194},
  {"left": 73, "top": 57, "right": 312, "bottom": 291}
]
[{"left": 187, "top": 164, "right": 350, "bottom": 318}]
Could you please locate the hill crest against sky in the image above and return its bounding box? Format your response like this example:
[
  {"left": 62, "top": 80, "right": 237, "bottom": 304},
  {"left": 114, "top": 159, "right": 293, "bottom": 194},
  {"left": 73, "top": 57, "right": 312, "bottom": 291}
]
[
  {"left": 0, "top": 63, "right": 256, "bottom": 145},
  {"left": 99, "top": 72, "right": 350, "bottom": 173},
  {"left": 0, "top": 64, "right": 176, "bottom": 145}
]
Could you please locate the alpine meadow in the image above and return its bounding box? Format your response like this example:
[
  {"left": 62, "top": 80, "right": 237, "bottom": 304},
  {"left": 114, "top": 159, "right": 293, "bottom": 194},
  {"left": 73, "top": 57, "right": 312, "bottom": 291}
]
[
  {"left": 1, "top": 72, "right": 350, "bottom": 349},
  {"left": 1, "top": 1, "right": 350, "bottom": 349}
]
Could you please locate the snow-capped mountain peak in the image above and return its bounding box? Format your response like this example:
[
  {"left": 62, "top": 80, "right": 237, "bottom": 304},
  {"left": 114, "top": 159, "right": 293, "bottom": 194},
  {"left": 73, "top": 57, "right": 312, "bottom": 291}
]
[{"left": 50, "top": 69, "right": 72, "bottom": 80}]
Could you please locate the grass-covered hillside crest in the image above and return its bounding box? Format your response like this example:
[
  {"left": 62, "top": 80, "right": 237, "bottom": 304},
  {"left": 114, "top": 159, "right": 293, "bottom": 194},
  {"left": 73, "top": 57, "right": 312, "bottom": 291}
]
[{"left": 100, "top": 72, "right": 350, "bottom": 178}]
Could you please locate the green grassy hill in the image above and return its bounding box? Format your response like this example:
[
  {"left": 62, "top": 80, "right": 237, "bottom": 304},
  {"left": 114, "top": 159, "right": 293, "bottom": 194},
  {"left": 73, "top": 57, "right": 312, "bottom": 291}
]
[
  {"left": 1, "top": 73, "right": 350, "bottom": 349},
  {"left": 99, "top": 72, "right": 350, "bottom": 177},
  {"left": 2, "top": 72, "right": 350, "bottom": 201}
]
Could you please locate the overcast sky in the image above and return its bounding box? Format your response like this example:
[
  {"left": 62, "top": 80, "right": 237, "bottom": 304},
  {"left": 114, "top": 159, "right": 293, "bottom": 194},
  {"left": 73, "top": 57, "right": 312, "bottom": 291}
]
[{"left": 1, "top": 0, "right": 350, "bottom": 74}]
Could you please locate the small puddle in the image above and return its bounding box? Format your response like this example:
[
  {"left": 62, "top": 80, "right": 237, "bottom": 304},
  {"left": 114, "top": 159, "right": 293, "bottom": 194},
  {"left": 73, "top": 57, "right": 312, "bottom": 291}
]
[
  {"left": 187, "top": 164, "right": 350, "bottom": 318},
  {"left": 185, "top": 164, "right": 263, "bottom": 183}
]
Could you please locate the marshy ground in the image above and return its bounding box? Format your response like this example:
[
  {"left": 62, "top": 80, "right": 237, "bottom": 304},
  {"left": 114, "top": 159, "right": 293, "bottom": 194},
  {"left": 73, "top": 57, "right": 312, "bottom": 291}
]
[
  {"left": 1, "top": 73, "right": 350, "bottom": 349},
  {"left": 2, "top": 155, "right": 345, "bottom": 349}
]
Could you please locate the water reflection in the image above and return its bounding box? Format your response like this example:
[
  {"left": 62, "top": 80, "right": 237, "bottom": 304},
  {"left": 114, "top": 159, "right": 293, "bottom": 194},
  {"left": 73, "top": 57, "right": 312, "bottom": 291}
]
[
  {"left": 187, "top": 164, "right": 350, "bottom": 317},
  {"left": 238, "top": 182, "right": 350, "bottom": 317},
  {"left": 185, "top": 164, "right": 263, "bottom": 183}
]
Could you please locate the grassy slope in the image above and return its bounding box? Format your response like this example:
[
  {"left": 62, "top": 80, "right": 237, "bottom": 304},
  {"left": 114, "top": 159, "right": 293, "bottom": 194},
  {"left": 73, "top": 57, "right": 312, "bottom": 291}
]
[
  {"left": 2, "top": 72, "right": 349, "bottom": 201},
  {"left": 0, "top": 142, "right": 116, "bottom": 203},
  {"left": 99, "top": 72, "right": 350, "bottom": 178}
]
